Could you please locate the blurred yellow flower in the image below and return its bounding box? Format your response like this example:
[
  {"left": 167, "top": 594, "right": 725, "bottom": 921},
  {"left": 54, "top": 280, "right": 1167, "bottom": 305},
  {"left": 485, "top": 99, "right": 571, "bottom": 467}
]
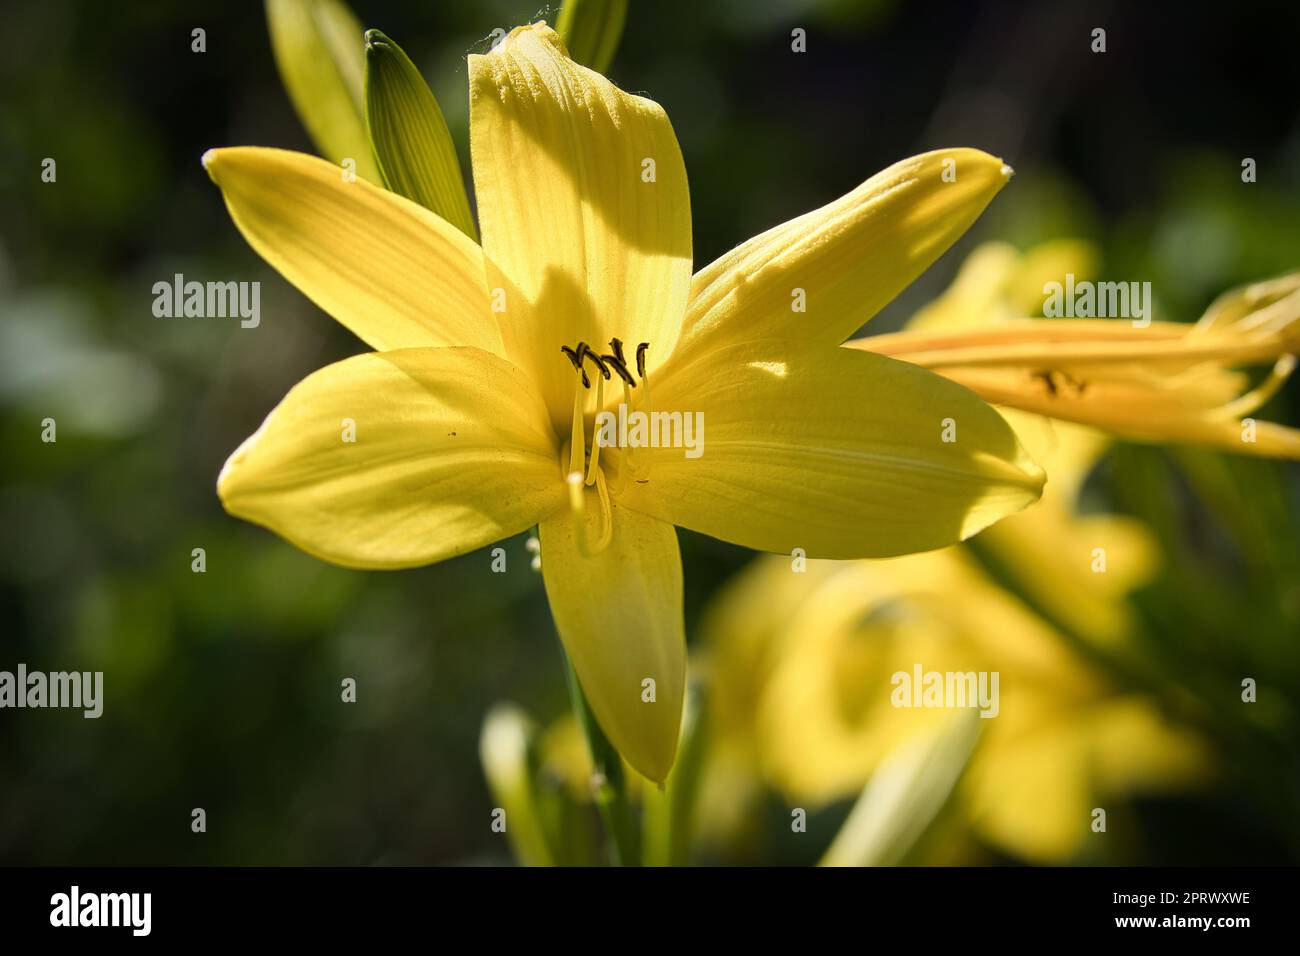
[
  {"left": 205, "top": 24, "right": 1047, "bottom": 781},
  {"left": 701, "top": 549, "right": 1208, "bottom": 863}
]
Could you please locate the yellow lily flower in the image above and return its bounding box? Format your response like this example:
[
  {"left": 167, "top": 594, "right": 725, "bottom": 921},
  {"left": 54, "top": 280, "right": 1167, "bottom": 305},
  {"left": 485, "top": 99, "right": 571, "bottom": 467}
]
[
  {"left": 851, "top": 254, "right": 1300, "bottom": 457},
  {"left": 204, "top": 23, "right": 1045, "bottom": 782},
  {"left": 701, "top": 550, "right": 1208, "bottom": 862}
]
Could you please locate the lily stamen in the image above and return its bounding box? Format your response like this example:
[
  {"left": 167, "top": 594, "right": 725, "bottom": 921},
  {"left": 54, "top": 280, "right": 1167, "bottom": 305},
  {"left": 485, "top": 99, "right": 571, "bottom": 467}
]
[
  {"left": 582, "top": 348, "right": 611, "bottom": 384},
  {"left": 568, "top": 365, "right": 586, "bottom": 478},
  {"left": 606, "top": 377, "right": 634, "bottom": 497},
  {"left": 561, "top": 344, "right": 590, "bottom": 388},
  {"left": 563, "top": 338, "right": 657, "bottom": 492},
  {"left": 632, "top": 343, "right": 653, "bottom": 482},
  {"left": 585, "top": 371, "right": 605, "bottom": 486},
  {"left": 602, "top": 352, "right": 636, "bottom": 387}
]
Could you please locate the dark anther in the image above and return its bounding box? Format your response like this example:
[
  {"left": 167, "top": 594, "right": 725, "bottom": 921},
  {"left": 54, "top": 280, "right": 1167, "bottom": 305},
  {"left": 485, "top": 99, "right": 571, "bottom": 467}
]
[
  {"left": 582, "top": 349, "right": 611, "bottom": 381},
  {"left": 562, "top": 341, "right": 612, "bottom": 387},
  {"left": 609, "top": 337, "right": 627, "bottom": 366},
  {"left": 1033, "top": 369, "right": 1087, "bottom": 397},
  {"left": 636, "top": 342, "right": 649, "bottom": 378},
  {"left": 602, "top": 353, "right": 636, "bottom": 387},
  {"left": 1034, "top": 366, "right": 1086, "bottom": 395},
  {"left": 560, "top": 345, "right": 590, "bottom": 387}
]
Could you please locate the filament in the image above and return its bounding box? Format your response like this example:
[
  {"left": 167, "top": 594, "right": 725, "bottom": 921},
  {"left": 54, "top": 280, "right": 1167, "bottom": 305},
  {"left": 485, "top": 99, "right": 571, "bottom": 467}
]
[
  {"left": 585, "top": 373, "right": 604, "bottom": 486},
  {"left": 568, "top": 369, "right": 585, "bottom": 479},
  {"left": 634, "top": 352, "right": 652, "bottom": 482}
]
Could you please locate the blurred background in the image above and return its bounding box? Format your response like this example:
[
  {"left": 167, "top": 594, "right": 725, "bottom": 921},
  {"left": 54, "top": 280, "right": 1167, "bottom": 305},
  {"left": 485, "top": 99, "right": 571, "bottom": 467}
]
[{"left": 1, "top": 0, "right": 1298, "bottom": 865}]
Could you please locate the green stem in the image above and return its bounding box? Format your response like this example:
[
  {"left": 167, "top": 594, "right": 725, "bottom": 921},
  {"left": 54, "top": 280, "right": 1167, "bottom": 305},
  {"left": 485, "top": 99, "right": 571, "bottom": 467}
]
[{"left": 561, "top": 651, "right": 640, "bottom": 866}]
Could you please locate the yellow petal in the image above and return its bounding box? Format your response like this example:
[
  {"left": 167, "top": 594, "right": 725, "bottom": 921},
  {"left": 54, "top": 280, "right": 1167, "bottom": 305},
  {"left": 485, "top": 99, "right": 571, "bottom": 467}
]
[
  {"left": 965, "top": 706, "right": 1093, "bottom": 862},
  {"left": 265, "top": 0, "right": 381, "bottom": 183},
  {"left": 699, "top": 553, "right": 844, "bottom": 741},
  {"left": 1087, "top": 698, "right": 1211, "bottom": 791},
  {"left": 539, "top": 498, "right": 684, "bottom": 783},
  {"left": 679, "top": 149, "right": 1012, "bottom": 353},
  {"left": 967, "top": 696, "right": 1208, "bottom": 862},
  {"left": 753, "top": 550, "right": 1087, "bottom": 805},
  {"left": 862, "top": 320, "right": 1289, "bottom": 371},
  {"left": 618, "top": 339, "right": 1045, "bottom": 558},
  {"left": 218, "top": 347, "right": 563, "bottom": 569},
  {"left": 985, "top": 507, "right": 1159, "bottom": 647},
  {"left": 934, "top": 365, "right": 1300, "bottom": 459},
  {"left": 203, "top": 146, "right": 502, "bottom": 355},
  {"left": 469, "top": 23, "right": 692, "bottom": 431},
  {"left": 853, "top": 274, "right": 1300, "bottom": 460}
]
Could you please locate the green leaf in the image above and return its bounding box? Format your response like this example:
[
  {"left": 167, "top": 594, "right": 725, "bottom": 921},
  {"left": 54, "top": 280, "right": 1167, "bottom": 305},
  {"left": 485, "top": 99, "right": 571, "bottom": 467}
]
[
  {"left": 556, "top": 0, "right": 629, "bottom": 75},
  {"left": 363, "top": 30, "right": 477, "bottom": 240},
  {"left": 265, "top": 0, "right": 380, "bottom": 183}
]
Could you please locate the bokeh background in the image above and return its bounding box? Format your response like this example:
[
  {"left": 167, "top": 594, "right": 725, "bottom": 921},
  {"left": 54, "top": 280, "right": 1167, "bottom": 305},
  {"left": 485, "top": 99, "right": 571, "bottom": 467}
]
[{"left": 2, "top": 0, "right": 1299, "bottom": 864}]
